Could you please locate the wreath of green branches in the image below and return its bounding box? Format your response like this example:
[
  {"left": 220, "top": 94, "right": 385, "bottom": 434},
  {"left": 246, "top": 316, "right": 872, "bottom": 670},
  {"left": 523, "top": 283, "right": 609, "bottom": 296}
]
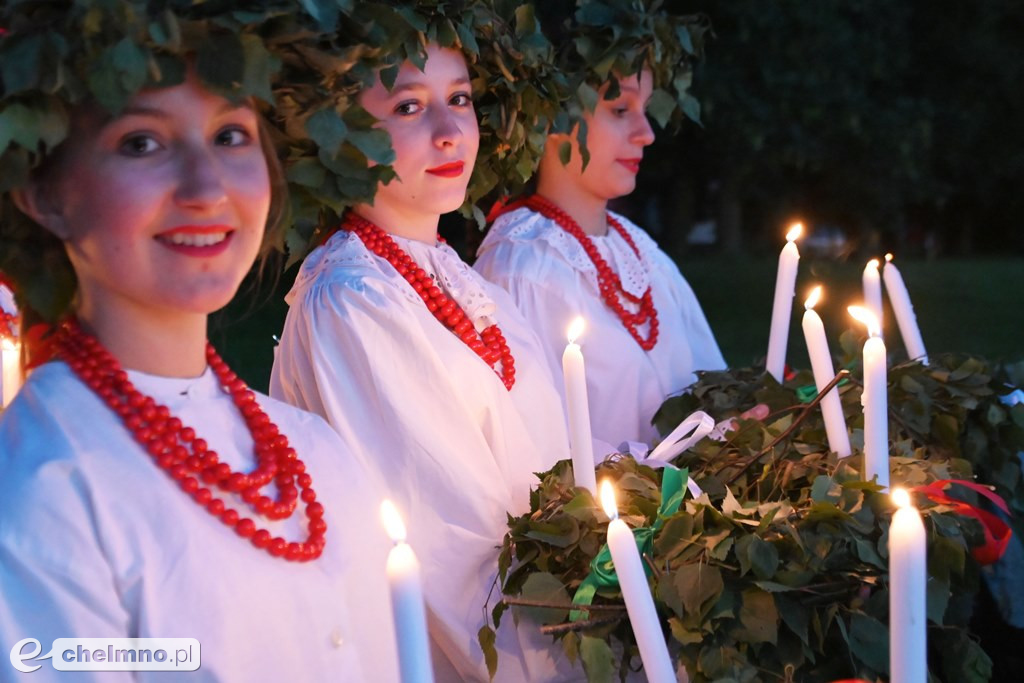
[{"left": 488, "top": 338, "right": 1023, "bottom": 682}]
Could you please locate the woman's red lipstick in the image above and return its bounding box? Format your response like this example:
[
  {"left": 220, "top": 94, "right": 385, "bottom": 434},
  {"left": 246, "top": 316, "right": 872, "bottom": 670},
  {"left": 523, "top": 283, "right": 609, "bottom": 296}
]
[
  {"left": 617, "top": 158, "right": 642, "bottom": 174},
  {"left": 426, "top": 161, "right": 465, "bottom": 178}
]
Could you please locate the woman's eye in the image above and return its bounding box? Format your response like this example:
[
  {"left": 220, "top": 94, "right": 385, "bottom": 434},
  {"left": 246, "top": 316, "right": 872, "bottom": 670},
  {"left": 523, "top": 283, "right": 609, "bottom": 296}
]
[
  {"left": 395, "top": 100, "right": 423, "bottom": 116},
  {"left": 449, "top": 92, "right": 472, "bottom": 107},
  {"left": 118, "top": 134, "right": 162, "bottom": 157},
  {"left": 215, "top": 127, "right": 252, "bottom": 147}
]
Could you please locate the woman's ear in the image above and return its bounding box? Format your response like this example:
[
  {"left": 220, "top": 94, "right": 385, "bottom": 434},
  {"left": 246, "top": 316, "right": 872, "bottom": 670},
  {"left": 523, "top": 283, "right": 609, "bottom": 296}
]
[{"left": 10, "top": 183, "right": 71, "bottom": 240}]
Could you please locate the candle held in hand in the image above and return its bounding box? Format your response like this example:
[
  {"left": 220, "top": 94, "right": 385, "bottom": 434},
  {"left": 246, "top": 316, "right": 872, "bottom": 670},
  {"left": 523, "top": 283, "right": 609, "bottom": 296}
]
[
  {"left": 562, "top": 317, "right": 597, "bottom": 493},
  {"left": 801, "top": 287, "right": 850, "bottom": 456},
  {"left": 600, "top": 480, "right": 676, "bottom": 683},
  {"left": 381, "top": 500, "right": 434, "bottom": 683},
  {"left": 766, "top": 223, "right": 802, "bottom": 382}
]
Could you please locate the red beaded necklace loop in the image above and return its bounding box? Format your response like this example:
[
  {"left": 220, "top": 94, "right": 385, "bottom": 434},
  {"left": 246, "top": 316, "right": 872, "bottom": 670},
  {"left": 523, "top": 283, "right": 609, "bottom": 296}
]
[
  {"left": 523, "top": 195, "right": 660, "bottom": 351},
  {"left": 343, "top": 213, "right": 517, "bottom": 390},
  {"left": 55, "top": 319, "right": 327, "bottom": 562}
]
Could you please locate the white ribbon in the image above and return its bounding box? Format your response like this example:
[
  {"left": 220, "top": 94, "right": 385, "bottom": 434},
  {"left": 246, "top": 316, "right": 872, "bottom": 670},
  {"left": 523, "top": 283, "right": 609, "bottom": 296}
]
[
  {"left": 646, "top": 411, "right": 716, "bottom": 464},
  {"left": 1000, "top": 389, "right": 1024, "bottom": 407},
  {"left": 628, "top": 411, "right": 714, "bottom": 499}
]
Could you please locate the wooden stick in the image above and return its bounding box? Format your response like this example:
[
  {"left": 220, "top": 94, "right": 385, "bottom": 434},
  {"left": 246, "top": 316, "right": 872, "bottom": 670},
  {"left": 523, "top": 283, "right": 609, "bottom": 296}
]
[
  {"left": 501, "top": 597, "right": 626, "bottom": 611},
  {"left": 725, "top": 370, "right": 851, "bottom": 485},
  {"left": 540, "top": 614, "right": 624, "bottom": 635}
]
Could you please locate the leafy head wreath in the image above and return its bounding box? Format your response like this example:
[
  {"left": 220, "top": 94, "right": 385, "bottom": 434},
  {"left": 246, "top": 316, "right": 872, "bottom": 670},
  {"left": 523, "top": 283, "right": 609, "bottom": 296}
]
[
  {"left": 280, "top": 0, "right": 566, "bottom": 259},
  {"left": 540, "top": 0, "right": 711, "bottom": 168},
  {"left": 0, "top": 0, "right": 314, "bottom": 324},
  {"left": 0, "top": 0, "right": 557, "bottom": 322}
]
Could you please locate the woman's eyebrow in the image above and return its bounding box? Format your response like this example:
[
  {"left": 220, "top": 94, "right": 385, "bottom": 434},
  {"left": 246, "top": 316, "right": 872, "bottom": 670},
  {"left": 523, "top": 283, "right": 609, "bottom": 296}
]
[{"left": 389, "top": 77, "right": 472, "bottom": 96}]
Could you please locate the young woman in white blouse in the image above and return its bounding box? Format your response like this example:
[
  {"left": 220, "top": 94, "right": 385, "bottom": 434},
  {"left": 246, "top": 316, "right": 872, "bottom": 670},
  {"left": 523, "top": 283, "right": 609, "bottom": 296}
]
[
  {"left": 475, "top": 66, "right": 726, "bottom": 449},
  {"left": 270, "top": 41, "right": 578, "bottom": 682},
  {"left": 0, "top": 9, "right": 399, "bottom": 680}
]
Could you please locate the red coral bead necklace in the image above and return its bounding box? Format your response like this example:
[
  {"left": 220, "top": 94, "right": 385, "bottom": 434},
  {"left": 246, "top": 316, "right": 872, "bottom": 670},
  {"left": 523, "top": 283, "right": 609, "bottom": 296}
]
[
  {"left": 343, "top": 212, "right": 516, "bottom": 390},
  {"left": 55, "top": 318, "right": 327, "bottom": 562},
  {"left": 518, "top": 195, "right": 659, "bottom": 351}
]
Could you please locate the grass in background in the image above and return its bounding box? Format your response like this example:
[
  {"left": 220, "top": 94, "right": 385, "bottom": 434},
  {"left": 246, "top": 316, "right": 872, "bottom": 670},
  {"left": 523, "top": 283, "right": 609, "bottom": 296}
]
[
  {"left": 215, "top": 256, "right": 1024, "bottom": 393},
  {"left": 683, "top": 255, "right": 1024, "bottom": 370}
]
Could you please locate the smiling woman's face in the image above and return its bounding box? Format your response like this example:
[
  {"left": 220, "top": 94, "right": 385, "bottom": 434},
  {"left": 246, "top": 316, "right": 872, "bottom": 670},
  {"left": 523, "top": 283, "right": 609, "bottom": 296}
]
[
  {"left": 22, "top": 71, "right": 272, "bottom": 321},
  {"left": 357, "top": 44, "right": 480, "bottom": 228}
]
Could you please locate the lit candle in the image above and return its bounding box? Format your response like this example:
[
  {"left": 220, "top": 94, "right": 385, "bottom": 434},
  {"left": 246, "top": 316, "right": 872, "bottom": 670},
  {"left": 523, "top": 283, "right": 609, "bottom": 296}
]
[
  {"left": 848, "top": 306, "right": 888, "bottom": 489},
  {"left": 380, "top": 500, "right": 434, "bottom": 683},
  {"left": 862, "top": 259, "right": 884, "bottom": 337},
  {"left": 562, "top": 317, "right": 597, "bottom": 493},
  {"left": 801, "top": 287, "right": 851, "bottom": 457},
  {"left": 889, "top": 488, "right": 927, "bottom": 683},
  {"left": 1, "top": 338, "right": 22, "bottom": 408},
  {"left": 600, "top": 480, "right": 676, "bottom": 683},
  {"left": 883, "top": 254, "right": 927, "bottom": 364},
  {"left": 766, "top": 223, "right": 802, "bottom": 382}
]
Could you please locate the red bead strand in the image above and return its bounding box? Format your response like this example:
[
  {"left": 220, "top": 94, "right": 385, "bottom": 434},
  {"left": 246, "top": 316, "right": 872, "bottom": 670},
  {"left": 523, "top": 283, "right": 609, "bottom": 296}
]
[
  {"left": 343, "top": 213, "right": 516, "bottom": 390},
  {"left": 521, "top": 195, "right": 660, "bottom": 351},
  {"left": 55, "top": 319, "right": 327, "bottom": 562}
]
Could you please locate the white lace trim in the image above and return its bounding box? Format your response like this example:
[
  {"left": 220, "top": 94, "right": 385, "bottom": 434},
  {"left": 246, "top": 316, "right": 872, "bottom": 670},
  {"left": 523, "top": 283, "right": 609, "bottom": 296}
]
[
  {"left": 291, "top": 230, "right": 498, "bottom": 331},
  {"left": 481, "top": 207, "right": 658, "bottom": 298}
]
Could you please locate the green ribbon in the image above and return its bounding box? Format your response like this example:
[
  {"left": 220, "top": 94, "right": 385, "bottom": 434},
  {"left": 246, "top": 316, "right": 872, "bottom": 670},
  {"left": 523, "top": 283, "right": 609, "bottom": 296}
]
[
  {"left": 569, "top": 467, "right": 688, "bottom": 621},
  {"left": 796, "top": 377, "right": 851, "bottom": 403}
]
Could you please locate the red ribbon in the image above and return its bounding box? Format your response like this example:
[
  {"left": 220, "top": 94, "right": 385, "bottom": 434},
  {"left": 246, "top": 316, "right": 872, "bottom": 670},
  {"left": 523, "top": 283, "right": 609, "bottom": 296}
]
[{"left": 912, "top": 479, "right": 1013, "bottom": 566}]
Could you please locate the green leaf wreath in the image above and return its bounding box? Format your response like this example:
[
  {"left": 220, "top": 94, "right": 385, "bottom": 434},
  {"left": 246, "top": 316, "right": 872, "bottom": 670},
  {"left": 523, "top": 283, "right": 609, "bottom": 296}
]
[{"left": 487, "top": 334, "right": 1022, "bottom": 682}]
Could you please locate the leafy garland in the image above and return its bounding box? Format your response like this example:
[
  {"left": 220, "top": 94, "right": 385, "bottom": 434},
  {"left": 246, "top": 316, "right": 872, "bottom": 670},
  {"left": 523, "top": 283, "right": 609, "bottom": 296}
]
[{"left": 488, "top": 335, "right": 1023, "bottom": 682}]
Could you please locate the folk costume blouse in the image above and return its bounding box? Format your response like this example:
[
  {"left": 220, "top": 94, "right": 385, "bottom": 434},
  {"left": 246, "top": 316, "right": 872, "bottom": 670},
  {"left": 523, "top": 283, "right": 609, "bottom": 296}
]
[
  {"left": 475, "top": 207, "right": 726, "bottom": 449},
  {"left": 0, "top": 362, "right": 400, "bottom": 682},
  {"left": 270, "top": 230, "right": 578, "bottom": 682}
]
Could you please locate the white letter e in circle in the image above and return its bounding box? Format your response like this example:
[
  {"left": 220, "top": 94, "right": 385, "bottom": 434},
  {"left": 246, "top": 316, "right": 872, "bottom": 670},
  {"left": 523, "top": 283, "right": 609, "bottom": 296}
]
[{"left": 10, "top": 638, "right": 43, "bottom": 673}]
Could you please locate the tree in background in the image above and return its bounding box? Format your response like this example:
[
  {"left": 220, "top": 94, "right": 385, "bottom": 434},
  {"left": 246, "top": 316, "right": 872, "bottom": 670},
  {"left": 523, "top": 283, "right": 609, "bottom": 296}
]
[{"left": 637, "top": 0, "right": 1024, "bottom": 257}]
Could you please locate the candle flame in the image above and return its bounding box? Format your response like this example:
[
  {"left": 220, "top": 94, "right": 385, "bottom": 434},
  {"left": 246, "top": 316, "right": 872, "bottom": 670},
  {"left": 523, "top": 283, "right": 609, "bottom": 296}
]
[
  {"left": 566, "top": 316, "right": 585, "bottom": 344},
  {"left": 380, "top": 499, "right": 407, "bottom": 543},
  {"left": 848, "top": 305, "right": 881, "bottom": 338},
  {"left": 1, "top": 338, "right": 16, "bottom": 352},
  {"left": 885, "top": 253, "right": 894, "bottom": 263},
  {"left": 892, "top": 488, "right": 911, "bottom": 509},
  {"left": 866, "top": 258, "right": 879, "bottom": 270},
  {"left": 599, "top": 479, "right": 619, "bottom": 520},
  {"left": 786, "top": 222, "right": 803, "bottom": 242},
  {"left": 804, "top": 285, "right": 822, "bottom": 310}
]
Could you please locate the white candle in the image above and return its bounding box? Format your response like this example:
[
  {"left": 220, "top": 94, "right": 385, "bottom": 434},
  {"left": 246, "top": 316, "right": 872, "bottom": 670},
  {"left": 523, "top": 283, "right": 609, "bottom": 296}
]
[
  {"left": 883, "top": 254, "right": 928, "bottom": 364},
  {"left": 562, "top": 317, "right": 597, "bottom": 493},
  {"left": 766, "top": 223, "right": 802, "bottom": 382},
  {"left": 380, "top": 500, "right": 434, "bottom": 683},
  {"left": 862, "top": 259, "right": 884, "bottom": 337},
  {"left": 1, "top": 339, "right": 23, "bottom": 408},
  {"left": 889, "top": 488, "right": 927, "bottom": 683},
  {"left": 801, "top": 287, "right": 851, "bottom": 457},
  {"left": 600, "top": 480, "right": 675, "bottom": 683},
  {"left": 849, "top": 306, "right": 888, "bottom": 489}
]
